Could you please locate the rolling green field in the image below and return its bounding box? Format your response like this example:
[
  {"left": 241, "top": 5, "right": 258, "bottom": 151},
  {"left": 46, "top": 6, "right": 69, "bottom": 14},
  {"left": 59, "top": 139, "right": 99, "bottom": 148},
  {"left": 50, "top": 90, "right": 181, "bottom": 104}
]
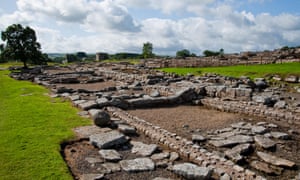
[
  {"left": 160, "top": 62, "right": 300, "bottom": 79},
  {"left": 0, "top": 68, "right": 91, "bottom": 179}
]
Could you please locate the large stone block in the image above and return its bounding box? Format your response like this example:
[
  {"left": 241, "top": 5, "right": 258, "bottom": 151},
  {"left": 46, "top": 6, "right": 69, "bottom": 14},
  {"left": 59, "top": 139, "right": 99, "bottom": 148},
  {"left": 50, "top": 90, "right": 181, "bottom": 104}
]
[{"left": 89, "top": 131, "right": 127, "bottom": 149}]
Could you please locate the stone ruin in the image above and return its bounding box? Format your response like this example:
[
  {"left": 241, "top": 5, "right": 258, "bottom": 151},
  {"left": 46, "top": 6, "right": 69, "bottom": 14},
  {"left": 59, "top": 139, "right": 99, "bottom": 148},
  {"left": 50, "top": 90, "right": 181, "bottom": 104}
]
[
  {"left": 142, "top": 47, "right": 300, "bottom": 68},
  {"left": 8, "top": 62, "right": 300, "bottom": 180}
]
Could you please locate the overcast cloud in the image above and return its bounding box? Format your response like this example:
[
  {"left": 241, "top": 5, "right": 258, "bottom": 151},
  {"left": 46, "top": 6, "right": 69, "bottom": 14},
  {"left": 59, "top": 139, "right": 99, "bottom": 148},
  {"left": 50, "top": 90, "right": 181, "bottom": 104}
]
[{"left": 0, "top": 0, "right": 299, "bottom": 55}]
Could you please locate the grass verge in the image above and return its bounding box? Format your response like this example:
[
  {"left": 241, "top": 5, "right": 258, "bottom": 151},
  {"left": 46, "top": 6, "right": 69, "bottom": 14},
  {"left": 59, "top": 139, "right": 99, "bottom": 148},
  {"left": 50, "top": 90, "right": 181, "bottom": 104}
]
[
  {"left": 160, "top": 62, "right": 300, "bottom": 79},
  {"left": 0, "top": 69, "right": 91, "bottom": 179}
]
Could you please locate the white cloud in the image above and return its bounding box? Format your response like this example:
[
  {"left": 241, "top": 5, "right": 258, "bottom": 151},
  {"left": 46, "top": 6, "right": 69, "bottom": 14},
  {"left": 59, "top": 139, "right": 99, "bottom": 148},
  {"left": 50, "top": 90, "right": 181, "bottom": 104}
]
[{"left": 0, "top": 0, "right": 299, "bottom": 55}]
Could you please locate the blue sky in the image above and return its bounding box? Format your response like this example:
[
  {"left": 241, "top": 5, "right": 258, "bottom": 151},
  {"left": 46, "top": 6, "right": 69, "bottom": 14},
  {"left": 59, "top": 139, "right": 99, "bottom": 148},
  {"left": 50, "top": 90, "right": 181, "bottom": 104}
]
[{"left": 0, "top": 0, "right": 299, "bottom": 55}]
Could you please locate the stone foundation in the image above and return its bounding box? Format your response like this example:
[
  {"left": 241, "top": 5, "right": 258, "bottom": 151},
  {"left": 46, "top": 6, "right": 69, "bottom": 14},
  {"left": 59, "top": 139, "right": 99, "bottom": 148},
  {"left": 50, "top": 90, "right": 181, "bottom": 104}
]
[
  {"left": 107, "top": 107, "right": 265, "bottom": 179},
  {"left": 201, "top": 98, "right": 300, "bottom": 127}
]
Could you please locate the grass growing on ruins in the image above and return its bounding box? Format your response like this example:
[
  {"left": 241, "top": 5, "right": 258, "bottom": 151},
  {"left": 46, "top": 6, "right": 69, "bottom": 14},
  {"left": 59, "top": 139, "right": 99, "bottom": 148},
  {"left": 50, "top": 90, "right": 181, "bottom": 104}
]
[
  {"left": 0, "top": 69, "right": 91, "bottom": 180},
  {"left": 160, "top": 62, "right": 300, "bottom": 79}
]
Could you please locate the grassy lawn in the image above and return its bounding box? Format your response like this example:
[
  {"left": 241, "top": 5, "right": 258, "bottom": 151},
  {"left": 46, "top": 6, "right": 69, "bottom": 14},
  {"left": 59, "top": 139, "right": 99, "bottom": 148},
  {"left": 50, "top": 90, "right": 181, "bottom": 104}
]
[
  {"left": 0, "top": 68, "right": 91, "bottom": 179},
  {"left": 160, "top": 62, "right": 300, "bottom": 79}
]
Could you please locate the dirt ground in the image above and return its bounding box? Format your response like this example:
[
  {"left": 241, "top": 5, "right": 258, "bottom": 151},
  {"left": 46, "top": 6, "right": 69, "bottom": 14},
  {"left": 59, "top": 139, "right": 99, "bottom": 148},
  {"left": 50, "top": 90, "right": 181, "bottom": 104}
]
[{"left": 128, "top": 105, "right": 246, "bottom": 139}]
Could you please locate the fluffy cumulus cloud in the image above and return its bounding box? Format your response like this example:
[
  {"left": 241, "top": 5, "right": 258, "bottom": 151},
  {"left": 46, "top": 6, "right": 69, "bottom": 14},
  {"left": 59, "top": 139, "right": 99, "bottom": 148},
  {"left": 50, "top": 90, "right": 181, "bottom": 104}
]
[{"left": 0, "top": 0, "right": 300, "bottom": 54}]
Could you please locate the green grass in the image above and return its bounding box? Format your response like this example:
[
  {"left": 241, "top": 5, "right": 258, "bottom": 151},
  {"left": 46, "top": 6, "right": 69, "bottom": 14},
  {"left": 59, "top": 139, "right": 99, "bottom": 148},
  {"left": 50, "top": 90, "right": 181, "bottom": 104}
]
[
  {"left": 102, "top": 58, "right": 141, "bottom": 65},
  {"left": 0, "top": 69, "right": 91, "bottom": 179},
  {"left": 160, "top": 62, "right": 300, "bottom": 79}
]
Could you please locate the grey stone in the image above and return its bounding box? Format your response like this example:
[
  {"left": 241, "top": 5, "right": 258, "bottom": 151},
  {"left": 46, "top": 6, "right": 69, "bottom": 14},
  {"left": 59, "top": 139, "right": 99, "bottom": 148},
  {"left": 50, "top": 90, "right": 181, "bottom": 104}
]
[
  {"left": 250, "top": 160, "right": 283, "bottom": 175},
  {"left": 267, "top": 123, "right": 278, "bottom": 128},
  {"left": 81, "top": 173, "right": 104, "bottom": 180},
  {"left": 230, "top": 122, "right": 247, "bottom": 129},
  {"left": 257, "top": 151, "right": 296, "bottom": 168},
  {"left": 284, "top": 76, "right": 298, "bottom": 83},
  {"left": 152, "top": 178, "right": 174, "bottom": 180},
  {"left": 78, "top": 100, "right": 98, "bottom": 110},
  {"left": 270, "top": 132, "right": 290, "bottom": 140},
  {"left": 169, "top": 152, "right": 180, "bottom": 162},
  {"left": 120, "top": 158, "right": 155, "bottom": 172},
  {"left": 220, "top": 173, "right": 231, "bottom": 180},
  {"left": 209, "top": 135, "right": 253, "bottom": 147},
  {"left": 150, "top": 90, "right": 160, "bottom": 97},
  {"left": 99, "top": 149, "right": 122, "bottom": 161},
  {"left": 224, "top": 149, "right": 243, "bottom": 163},
  {"left": 192, "top": 134, "right": 206, "bottom": 142},
  {"left": 90, "top": 130, "right": 127, "bottom": 149},
  {"left": 254, "top": 135, "right": 276, "bottom": 149},
  {"left": 151, "top": 152, "right": 170, "bottom": 160},
  {"left": 255, "top": 80, "right": 268, "bottom": 89},
  {"left": 117, "top": 124, "right": 136, "bottom": 135},
  {"left": 77, "top": 111, "right": 89, "bottom": 118},
  {"left": 101, "top": 163, "right": 121, "bottom": 173},
  {"left": 251, "top": 126, "right": 268, "bottom": 134},
  {"left": 85, "top": 157, "right": 104, "bottom": 164},
  {"left": 96, "top": 97, "right": 110, "bottom": 107},
  {"left": 252, "top": 95, "right": 275, "bottom": 107},
  {"left": 172, "top": 163, "right": 212, "bottom": 180},
  {"left": 74, "top": 125, "right": 111, "bottom": 139},
  {"left": 88, "top": 109, "right": 111, "bottom": 127},
  {"left": 224, "top": 144, "right": 252, "bottom": 163},
  {"left": 131, "top": 141, "right": 158, "bottom": 156},
  {"left": 69, "top": 94, "right": 80, "bottom": 101},
  {"left": 274, "top": 100, "right": 287, "bottom": 109}
]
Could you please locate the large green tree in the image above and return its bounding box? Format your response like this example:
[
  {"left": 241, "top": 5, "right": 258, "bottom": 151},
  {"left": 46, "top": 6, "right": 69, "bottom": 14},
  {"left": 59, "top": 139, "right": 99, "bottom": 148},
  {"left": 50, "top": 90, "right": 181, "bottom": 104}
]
[
  {"left": 142, "top": 42, "right": 154, "bottom": 59},
  {"left": 1, "top": 24, "right": 47, "bottom": 68}
]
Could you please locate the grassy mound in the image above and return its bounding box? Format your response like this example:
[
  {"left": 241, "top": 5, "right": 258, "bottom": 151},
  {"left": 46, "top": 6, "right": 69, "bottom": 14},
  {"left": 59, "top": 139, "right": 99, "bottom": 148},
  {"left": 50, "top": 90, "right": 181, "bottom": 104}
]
[{"left": 0, "top": 69, "right": 90, "bottom": 179}]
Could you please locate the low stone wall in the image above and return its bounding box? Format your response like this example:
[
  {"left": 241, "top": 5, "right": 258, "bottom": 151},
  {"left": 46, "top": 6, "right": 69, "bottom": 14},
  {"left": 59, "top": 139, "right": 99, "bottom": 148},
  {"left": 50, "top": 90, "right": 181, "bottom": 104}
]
[
  {"left": 107, "top": 107, "right": 265, "bottom": 180},
  {"left": 201, "top": 98, "right": 300, "bottom": 127}
]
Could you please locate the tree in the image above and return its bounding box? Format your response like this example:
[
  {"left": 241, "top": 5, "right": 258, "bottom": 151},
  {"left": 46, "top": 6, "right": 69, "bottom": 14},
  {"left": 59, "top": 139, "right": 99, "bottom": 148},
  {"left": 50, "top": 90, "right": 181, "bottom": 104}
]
[
  {"left": 176, "top": 49, "right": 191, "bottom": 58},
  {"left": 1, "top": 24, "right": 47, "bottom": 68},
  {"left": 142, "top": 42, "right": 154, "bottom": 59},
  {"left": 203, "top": 50, "right": 220, "bottom": 57},
  {"left": 76, "top": 52, "right": 87, "bottom": 60}
]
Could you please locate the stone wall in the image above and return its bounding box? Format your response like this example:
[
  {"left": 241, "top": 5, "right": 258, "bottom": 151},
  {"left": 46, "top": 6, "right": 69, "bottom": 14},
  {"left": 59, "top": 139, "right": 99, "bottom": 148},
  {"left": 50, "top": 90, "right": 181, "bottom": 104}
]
[{"left": 201, "top": 98, "right": 300, "bottom": 127}]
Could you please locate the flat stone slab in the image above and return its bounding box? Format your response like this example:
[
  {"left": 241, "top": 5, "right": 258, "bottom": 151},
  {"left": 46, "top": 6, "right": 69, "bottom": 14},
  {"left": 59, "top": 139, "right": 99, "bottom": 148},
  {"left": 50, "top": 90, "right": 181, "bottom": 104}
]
[
  {"left": 224, "top": 144, "right": 252, "bottom": 163},
  {"left": 270, "top": 132, "right": 290, "bottom": 140},
  {"left": 73, "top": 125, "right": 111, "bottom": 138},
  {"left": 151, "top": 152, "right": 170, "bottom": 161},
  {"left": 209, "top": 135, "right": 253, "bottom": 147},
  {"left": 99, "top": 149, "right": 122, "bottom": 161},
  {"left": 78, "top": 100, "right": 98, "bottom": 110},
  {"left": 101, "top": 163, "right": 121, "bottom": 173},
  {"left": 192, "top": 134, "right": 206, "bottom": 142},
  {"left": 81, "top": 173, "right": 104, "bottom": 180},
  {"left": 90, "top": 130, "right": 127, "bottom": 149},
  {"left": 172, "top": 163, "right": 212, "bottom": 180},
  {"left": 257, "top": 151, "right": 296, "bottom": 168},
  {"left": 119, "top": 158, "right": 155, "bottom": 172},
  {"left": 250, "top": 160, "right": 283, "bottom": 175},
  {"left": 254, "top": 135, "right": 276, "bottom": 149},
  {"left": 118, "top": 124, "right": 137, "bottom": 135},
  {"left": 131, "top": 141, "right": 158, "bottom": 156},
  {"left": 251, "top": 126, "right": 268, "bottom": 134}
]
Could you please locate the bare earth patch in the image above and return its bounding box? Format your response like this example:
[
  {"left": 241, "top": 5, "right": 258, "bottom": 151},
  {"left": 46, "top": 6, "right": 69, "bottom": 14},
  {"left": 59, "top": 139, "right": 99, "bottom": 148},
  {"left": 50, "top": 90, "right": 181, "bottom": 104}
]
[{"left": 128, "top": 105, "right": 245, "bottom": 139}]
